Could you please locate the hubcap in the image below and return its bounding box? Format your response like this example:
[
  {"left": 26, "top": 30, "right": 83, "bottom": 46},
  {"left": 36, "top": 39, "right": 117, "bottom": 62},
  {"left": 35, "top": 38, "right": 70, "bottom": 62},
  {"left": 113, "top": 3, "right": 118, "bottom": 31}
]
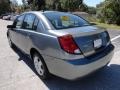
[{"left": 34, "top": 55, "right": 44, "bottom": 76}]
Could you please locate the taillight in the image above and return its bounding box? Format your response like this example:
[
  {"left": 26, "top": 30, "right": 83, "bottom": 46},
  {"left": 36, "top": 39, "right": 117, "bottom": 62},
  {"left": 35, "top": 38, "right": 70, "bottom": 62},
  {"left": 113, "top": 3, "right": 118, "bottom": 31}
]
[{"left": 58, "top": 34, "right": 81, "bottom": 54}]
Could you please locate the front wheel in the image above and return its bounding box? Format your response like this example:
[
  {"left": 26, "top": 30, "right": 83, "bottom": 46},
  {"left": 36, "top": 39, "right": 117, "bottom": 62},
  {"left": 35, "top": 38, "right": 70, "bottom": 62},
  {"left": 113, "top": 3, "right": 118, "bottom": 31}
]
[{"left": 33, "top": 52, "right": 50, "bottom": 80}]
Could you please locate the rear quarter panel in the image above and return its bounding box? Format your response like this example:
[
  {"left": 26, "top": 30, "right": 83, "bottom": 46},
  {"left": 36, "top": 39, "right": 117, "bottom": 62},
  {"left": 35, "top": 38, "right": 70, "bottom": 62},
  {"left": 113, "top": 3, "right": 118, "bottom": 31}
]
[
  {"left": 28, "top": 31, "right": 84, "bottom": 60},
  {"left": 29, "top": 31, "right": 62, "bottom": 57}
]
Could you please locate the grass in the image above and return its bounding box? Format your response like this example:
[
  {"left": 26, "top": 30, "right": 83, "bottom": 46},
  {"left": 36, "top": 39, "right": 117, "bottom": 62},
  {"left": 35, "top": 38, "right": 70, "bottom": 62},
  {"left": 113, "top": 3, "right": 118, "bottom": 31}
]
[
  {"left": 86, "top": 16, "right": 120, "bottom": 30},
  {"left": 92, "top": 22, "right": 120, "bottom": 30}
]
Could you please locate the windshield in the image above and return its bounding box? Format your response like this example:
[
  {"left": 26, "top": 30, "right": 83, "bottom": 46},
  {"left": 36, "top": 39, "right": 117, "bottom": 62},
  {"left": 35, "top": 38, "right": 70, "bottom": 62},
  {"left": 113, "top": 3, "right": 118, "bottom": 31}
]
[{"left": 43, "top": 12, "right": 90, "bottom": 29}]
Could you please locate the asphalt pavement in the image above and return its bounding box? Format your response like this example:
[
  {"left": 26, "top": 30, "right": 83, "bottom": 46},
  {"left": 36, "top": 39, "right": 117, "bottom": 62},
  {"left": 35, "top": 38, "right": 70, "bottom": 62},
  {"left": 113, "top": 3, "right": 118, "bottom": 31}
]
[{"left": 0, "top": 19, "right": 120, "bottom": 90}]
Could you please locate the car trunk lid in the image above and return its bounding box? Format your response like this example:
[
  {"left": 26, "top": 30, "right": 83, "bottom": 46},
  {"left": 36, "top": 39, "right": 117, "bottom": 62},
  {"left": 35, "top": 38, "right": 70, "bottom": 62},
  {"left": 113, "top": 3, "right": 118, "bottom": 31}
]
[{"left": 49, "top": 26, "right": 110, "bottom": 56}]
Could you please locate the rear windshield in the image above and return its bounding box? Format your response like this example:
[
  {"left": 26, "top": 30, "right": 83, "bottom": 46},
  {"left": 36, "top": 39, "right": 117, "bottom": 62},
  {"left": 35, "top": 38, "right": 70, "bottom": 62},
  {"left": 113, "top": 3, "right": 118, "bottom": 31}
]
[{"left": 43, "top": 12, "right": 90, "bottom": 29}]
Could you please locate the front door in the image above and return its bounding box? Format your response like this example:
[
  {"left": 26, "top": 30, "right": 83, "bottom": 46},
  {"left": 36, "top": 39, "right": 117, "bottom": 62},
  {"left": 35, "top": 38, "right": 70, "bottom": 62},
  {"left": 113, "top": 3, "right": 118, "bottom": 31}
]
[{"left": 10, "top": 14, "right": 25, "bottom": 49}]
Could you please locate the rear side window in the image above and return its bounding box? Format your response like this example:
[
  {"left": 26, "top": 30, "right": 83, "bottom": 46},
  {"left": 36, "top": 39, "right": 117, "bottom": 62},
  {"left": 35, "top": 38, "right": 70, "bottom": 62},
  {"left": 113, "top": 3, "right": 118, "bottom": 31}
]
[
  {"left": 15, "top": 15, "right": 24, "bottom": 29},
  {"left": 37, "top": 20, "right": 45, "bottom": 32},
  {"left": 22, "top": 14, "right": 35, "bottom": 30}
]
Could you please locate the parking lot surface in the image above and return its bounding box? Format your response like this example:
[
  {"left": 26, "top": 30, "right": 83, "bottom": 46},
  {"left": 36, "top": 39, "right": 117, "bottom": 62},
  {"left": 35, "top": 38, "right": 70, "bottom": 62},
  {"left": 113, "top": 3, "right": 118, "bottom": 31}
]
[{"left": 0, "top": 19, "right": 120, "bottom": 90}]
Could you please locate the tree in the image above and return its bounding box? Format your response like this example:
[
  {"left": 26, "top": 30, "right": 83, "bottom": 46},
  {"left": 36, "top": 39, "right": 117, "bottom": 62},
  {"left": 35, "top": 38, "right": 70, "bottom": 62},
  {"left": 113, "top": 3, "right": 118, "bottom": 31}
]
[
  {"left": 64, "top": 0, "right": 83, "bottom": 11},
  {"left": 27, "top": 0, "right": 46, "bottom": 10},
  {"left": 27, "top": 0, "right": 84, "bottom": 11},
  {"left": 0, "top": 0, "right": 11, "bottom": 14},
  {"left": 97, "top": 0, "right": 120, "bottom": 25},
  {"left": 10, "top": 0, "right": 18, "bottom": 12},
  {"left": 53, "top": 0, "right": 62, "bottom": 11},
  {"left": 79, "top": 3, "right": 88, "bottom": 12},
  {"left": 22, "top": 0, "right": 28, "bottom": 9},
  {"left": 87, "top": 7, "right": 96, "bottom": 14}
]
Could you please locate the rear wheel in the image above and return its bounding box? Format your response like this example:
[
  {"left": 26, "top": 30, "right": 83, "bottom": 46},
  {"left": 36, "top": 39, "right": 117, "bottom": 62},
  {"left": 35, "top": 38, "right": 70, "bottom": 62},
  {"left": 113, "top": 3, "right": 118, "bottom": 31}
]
[{"left": 33, "top": 52, "right": 50, "bottom": 80}]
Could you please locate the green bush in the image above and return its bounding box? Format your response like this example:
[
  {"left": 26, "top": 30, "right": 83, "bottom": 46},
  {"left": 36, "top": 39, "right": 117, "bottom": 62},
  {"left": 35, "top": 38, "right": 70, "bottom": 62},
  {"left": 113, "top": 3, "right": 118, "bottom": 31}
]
[
  {"left": 86, "top": 15, "right": 97, "bottom": 22},
  {"left": 97, "top": 0, "right": 120, "bottom": 25}
]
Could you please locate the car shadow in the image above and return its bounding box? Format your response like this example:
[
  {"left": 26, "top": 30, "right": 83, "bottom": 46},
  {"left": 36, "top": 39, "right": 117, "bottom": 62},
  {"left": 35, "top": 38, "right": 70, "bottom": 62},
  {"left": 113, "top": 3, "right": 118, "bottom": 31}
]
[{"left": 11, "top": 46, "right": 120, "bottom": 90}]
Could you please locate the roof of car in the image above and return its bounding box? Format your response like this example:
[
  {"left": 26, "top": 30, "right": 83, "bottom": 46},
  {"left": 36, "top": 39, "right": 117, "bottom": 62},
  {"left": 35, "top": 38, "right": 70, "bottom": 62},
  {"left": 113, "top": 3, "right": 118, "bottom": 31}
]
[
  {"left": 23, "top": 11, "right": 59, "bottom": 14},
  {"left": 23, "top": 11, "right": 71, "bottom": 16}
]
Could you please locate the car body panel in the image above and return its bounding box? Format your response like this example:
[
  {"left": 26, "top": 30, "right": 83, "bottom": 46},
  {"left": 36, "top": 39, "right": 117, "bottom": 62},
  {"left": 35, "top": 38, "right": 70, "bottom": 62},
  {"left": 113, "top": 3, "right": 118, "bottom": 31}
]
[
  {"left": 7, "top": 11, "right": 114, "bottom": 80},
  {"left": 42, "top": 44, "right": 114, "bottom": 80}
]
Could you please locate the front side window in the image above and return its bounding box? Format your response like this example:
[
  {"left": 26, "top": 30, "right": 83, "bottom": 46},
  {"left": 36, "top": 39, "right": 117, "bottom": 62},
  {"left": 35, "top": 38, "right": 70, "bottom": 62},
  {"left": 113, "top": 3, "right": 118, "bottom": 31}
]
[
  {"left": 22, "top": 14, "right": 35, "bottom": 30},
  {"left": 15, "top": 15, "right": 24, "bottom": 29},
  {"left": 44, "top": 12, "right": 90, "bottom": 29}
]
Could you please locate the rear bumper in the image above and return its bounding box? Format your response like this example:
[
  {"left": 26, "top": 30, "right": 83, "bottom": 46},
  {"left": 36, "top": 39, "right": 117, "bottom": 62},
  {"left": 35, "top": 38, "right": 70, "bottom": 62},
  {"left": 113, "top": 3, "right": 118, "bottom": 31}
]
[{"left": 44, "top": 44, "right": 114, "bottom": 80}]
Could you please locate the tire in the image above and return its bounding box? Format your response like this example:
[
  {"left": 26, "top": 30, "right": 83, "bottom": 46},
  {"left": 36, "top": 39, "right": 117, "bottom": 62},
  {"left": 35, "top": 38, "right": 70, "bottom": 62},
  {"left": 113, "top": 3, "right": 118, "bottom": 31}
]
[
  {"left": 7, "top": 35, "right": 13, "bottom": 48},
  {"left": 33, "top": 52, "right": 50, "bottom": 80}
]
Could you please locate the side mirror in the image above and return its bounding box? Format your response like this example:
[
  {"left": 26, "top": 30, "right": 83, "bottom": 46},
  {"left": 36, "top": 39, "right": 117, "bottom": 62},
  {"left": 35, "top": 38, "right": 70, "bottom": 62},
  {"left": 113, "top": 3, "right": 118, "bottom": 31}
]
[
  {"left": 7, "top": 25, "right": 15, "bottom": 29},
  {"left": 90, "top": 23, "right": 97, "bottom": 25}
]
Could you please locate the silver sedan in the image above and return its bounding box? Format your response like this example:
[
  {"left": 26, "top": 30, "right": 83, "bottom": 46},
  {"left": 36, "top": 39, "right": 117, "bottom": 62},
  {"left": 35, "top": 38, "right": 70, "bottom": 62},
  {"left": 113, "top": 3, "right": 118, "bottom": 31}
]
[{"left": 7, "top": 11, "right": 114, "bottom": 80}]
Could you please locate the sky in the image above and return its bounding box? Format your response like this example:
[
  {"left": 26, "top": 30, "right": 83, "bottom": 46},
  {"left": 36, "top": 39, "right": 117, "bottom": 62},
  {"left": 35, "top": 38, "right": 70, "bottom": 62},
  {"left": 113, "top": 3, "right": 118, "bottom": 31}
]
[
  {"left": 84, "top": 0, "right": 104, "bottom": 7},
  {"left": 16, "top": 0, "right": 104, "bottom": 7}
]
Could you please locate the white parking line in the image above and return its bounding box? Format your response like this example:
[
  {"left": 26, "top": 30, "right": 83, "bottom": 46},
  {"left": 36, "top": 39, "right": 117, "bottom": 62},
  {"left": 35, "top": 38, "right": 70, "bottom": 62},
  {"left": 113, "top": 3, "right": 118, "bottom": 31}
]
[{"left": 111, "top": 35, "right": 120, "bottom": 41}]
